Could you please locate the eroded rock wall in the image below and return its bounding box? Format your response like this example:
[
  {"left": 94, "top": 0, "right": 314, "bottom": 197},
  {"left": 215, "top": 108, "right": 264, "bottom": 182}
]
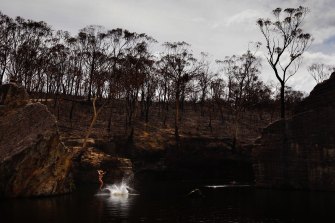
[
  {"left": 0, "top": 83, "right": 74, "bottom": 197},
  {"left": 253, "top": 73, "right": 335, "bottom": 190},
  {"left": 71, "top": 147, "right": 133, "bottom": 184}
]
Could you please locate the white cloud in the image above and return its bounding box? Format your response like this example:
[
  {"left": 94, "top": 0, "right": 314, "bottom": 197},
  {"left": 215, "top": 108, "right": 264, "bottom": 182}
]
[
  {"left": 224, "top": 9, "right": 261, "bottom": 28},
  {"left": 258, "top": 50, "right": 335, "bottom": 93},
  {"left": 303, "top": 51, "right": 335, "bottom": 65}
]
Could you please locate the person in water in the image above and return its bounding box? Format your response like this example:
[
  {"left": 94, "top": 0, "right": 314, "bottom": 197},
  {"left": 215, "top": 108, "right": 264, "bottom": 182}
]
[{"left": 97, "top": 170, "right": 106, "bottom": 190}]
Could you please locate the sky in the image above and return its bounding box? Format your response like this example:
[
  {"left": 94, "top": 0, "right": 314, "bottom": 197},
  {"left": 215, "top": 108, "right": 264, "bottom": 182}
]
[{"left": 1, "top": 0, "right": 335, "bottom": 93}]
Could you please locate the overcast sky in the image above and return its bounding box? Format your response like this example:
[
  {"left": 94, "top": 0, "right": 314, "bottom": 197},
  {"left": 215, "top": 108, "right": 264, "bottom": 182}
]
[{"left": 1, "top": 0, "right": 335, "bottom": 93}]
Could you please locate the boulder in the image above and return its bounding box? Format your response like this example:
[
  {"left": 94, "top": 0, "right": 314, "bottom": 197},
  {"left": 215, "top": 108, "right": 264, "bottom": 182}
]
[
  {"left": 0, "top": 83, "right": 74, "bottom": 197},
  {"left": 253, "top": 73, "right": 335, "bottom": 190}
]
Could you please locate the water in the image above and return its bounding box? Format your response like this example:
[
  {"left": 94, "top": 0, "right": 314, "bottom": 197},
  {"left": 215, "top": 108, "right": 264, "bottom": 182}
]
[{"left": 1, "top": 180, "right": 335, "bottom": 222}]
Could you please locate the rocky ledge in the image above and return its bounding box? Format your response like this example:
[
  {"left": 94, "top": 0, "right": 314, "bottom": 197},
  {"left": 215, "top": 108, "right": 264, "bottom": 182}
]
[
  {"left": 253, "top": 73, "right": 335, "bottom": 190},
  {"left": 72, "top": 147, "right": 133, "bottom": 185},
  {"left": 0, "top": 83, "right": 74, "bottom": 197}
]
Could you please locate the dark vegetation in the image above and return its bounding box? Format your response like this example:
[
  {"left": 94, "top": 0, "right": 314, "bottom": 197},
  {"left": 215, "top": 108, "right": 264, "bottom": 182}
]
[
  {"left": 0, "top": 9, "right": 308, "bottom": 146},
  {"left": 3, "top": 6, "right": 328, "bottom": 181},
  {"left": 2, "top": 6, "right": 334, "bottom": 185}
]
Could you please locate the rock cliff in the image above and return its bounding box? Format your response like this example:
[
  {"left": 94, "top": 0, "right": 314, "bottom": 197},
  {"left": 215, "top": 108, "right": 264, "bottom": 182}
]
[
  {"left": 0, "top": 83, "right": 74, "bottom": 197},
  {"left": 253, "top": 73, "right": 335, "bottom": 190},
  {"left": 71, "top": 147, "right": 133, "bottom": 185}
]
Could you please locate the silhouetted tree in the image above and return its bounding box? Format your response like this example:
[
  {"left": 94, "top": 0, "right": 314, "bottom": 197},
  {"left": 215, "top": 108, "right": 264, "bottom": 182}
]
[
  {"left": 77, "top": 25, "right": 108, "bottom": 101},
  {"left": 257, "top": 6, "right": 312, "bottom": 118},
  {"left": 140, "top": 58, "right": 158, "bottom": 123},
  {"left": 7, "top": 16, "right": 51, "bottom": 91},
  {"left": 223, "top": 48, "right": 262, "bottom": 149},
  {"left": 156, "top": 59, "right": 173, "bottom": 126},
  {"left": 197, "top": 52, "right": 216, "bottom": 116},
  {"left": 0, "top": 12, "right": 14, "bottom": 84},
  {"left": 160, "top": 41, "right": 200, "bottom": 142},
  {"left": 308, "top": 63, "right": 334, "bottom": 84},
  {"left": 210, "top": 77, "right": 226, "bottom": 124},
  {"left": 118, "top": 33, "right": 155, "bottom": 140}
]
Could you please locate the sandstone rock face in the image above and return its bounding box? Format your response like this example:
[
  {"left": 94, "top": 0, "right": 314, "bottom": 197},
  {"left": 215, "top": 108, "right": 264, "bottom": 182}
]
[
  {"left": 253, "top": 73, "right": 335, "bottom": 190},
  {"left": 72, "top": 147, "right": 133, "bottom": 184},
  {"left": 0, "top": 84, "right": 74, "bottom": 197}
]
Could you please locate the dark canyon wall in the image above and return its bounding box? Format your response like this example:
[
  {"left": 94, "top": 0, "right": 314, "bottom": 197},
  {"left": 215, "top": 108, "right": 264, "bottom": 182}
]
[{"left": 253, "top": 73, "right": 335, "bottom": 190}]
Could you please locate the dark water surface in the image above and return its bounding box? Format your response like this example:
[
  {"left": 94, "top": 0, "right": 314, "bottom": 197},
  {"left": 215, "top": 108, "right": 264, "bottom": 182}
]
[{"left": 1, "top": 180, "right": 335, "bottom": 223}]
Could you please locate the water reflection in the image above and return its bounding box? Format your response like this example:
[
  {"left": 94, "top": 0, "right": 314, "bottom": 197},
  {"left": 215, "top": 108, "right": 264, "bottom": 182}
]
[
  {"left": 95, "top": 184, "right": 136, "bottom": 220},
  {"left": 2, "top": 181, "right": 335, "bottom": 222},
  {"left": 105, "top": 194, "right": 133, "bottom": 218}
]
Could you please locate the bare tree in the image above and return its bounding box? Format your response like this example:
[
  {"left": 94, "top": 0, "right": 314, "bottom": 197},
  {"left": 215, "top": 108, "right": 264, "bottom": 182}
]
[
  {"left": 77, "top": 25, "right": 108, "bottom": 101},
  {"left": 0, "top": 12, "right": 14, "bottom": 84},
  {"left": 308, "top": 63, "right": 334, "bottom": 84},
  {"left": 120, "top": 35, "right": 155, "bottom": 139},
  {"left": 198, "top": 52, "right": 216, "bottom": 116},
  {"left": 223, "top": 48, "right": 261, "bottom": 149},
  {"left": 210, "top": 77, "right": 226, "bottom": 124},
  {"left": 257, "top": 6, "right": 312, "bottom": 118},
  {"left": 140, "top": 59, "right": 158, "bottom": 123},
  {"left": 156, "top": 60, "right": 172, "bottom": 126},
  {"left": 160, "top": 41, "right": 200, "bottom": 142}
]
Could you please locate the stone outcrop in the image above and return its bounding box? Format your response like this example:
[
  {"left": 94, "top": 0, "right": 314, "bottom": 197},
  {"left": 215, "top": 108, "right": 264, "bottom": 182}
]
[
  {"left": 0, "top": 83, "right": 74, "bottom": 197},
  {"left": 295, "top": 73, "right": 335, "bottom": 113},
  {"left": 253, "top": 73, "right": 335, "bottom": 190},
  {"left": 72, "top": 147, "right": 133, "bottom": 184}
]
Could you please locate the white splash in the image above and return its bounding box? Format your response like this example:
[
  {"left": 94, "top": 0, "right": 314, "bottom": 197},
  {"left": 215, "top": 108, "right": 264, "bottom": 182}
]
[{"left": 105, "top": 183, "right": 129, "bottom": 196}]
